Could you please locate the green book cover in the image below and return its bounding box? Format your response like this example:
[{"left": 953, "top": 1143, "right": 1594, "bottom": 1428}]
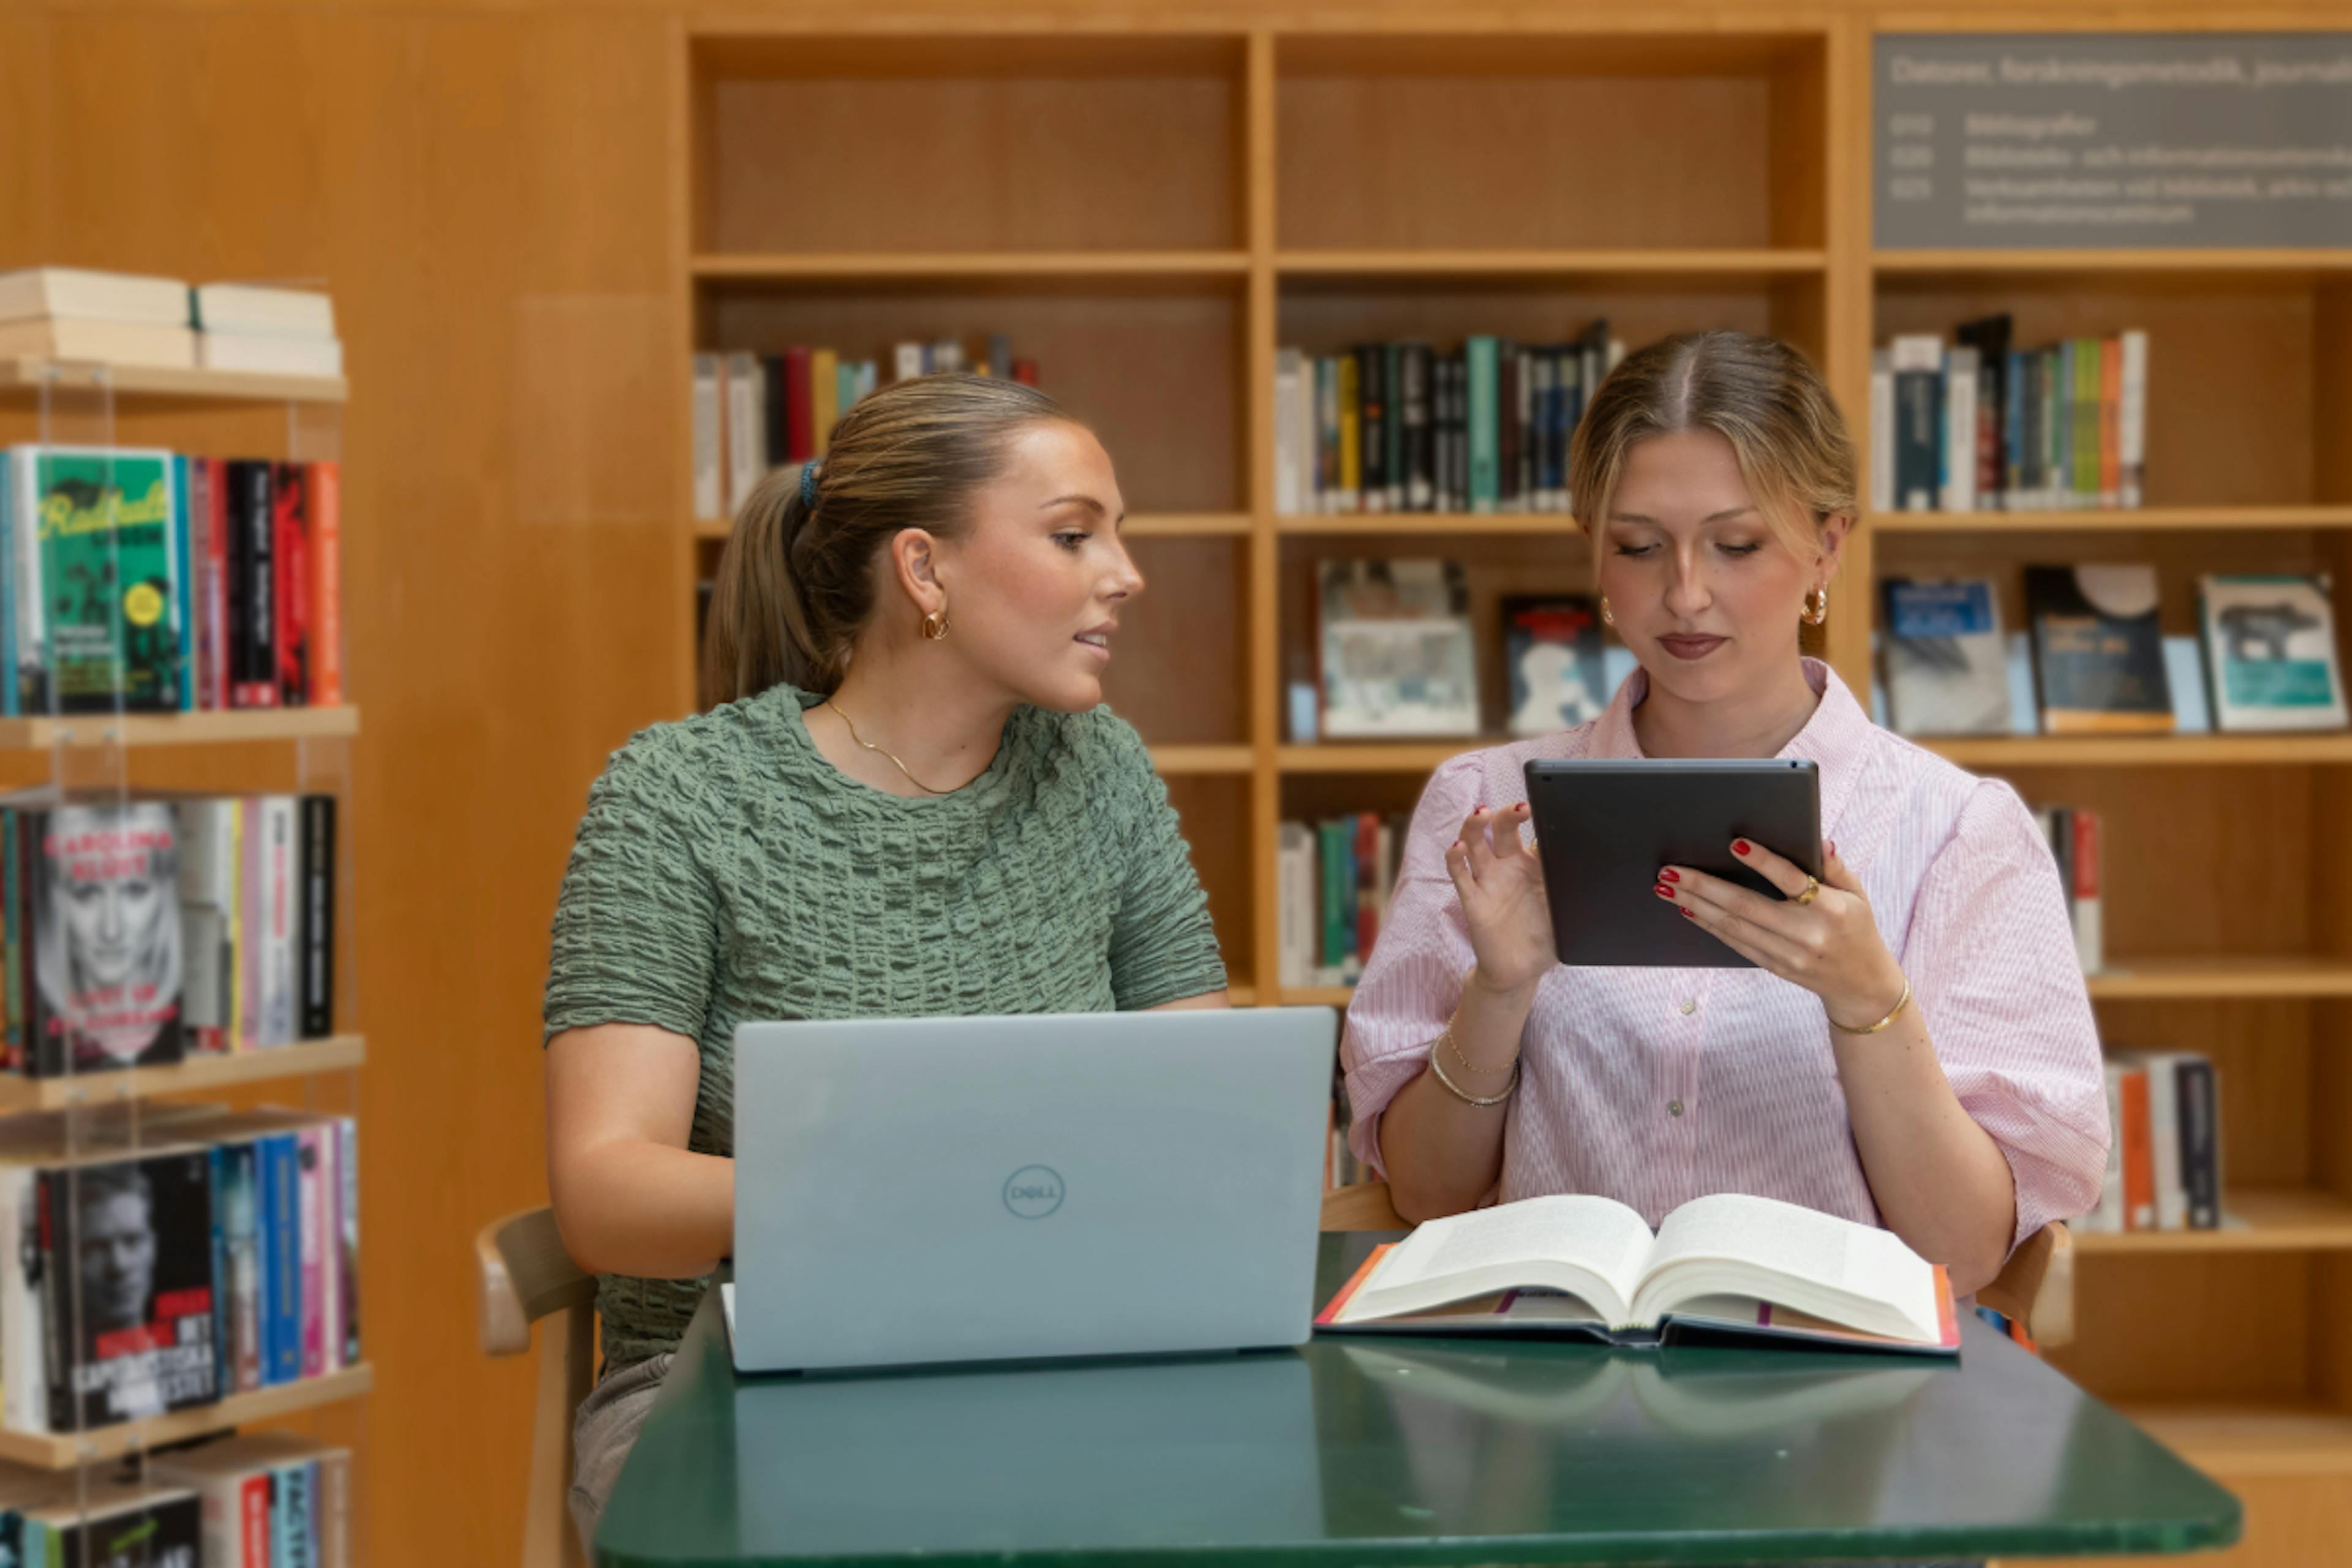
[
  {"left": 1466, "top": 336, "right": 1499, "bottom": 513},
  {"left": 2073, "top": 339, "right": 2100, "bottom": 505},
  {"left": 1319, "top": 820, "right": 1348, "bottom": 970},
  {"left": 26, "top": 447, "right": 181, "bottom": 712}
]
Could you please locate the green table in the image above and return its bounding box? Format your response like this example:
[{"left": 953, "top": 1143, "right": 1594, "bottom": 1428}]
[{"left": 595, "top": 1235, "right": 2240, "bottom": 1567}]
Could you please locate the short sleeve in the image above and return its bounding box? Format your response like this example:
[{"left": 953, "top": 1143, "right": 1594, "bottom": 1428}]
[
  {"left": 1901, "top": 778, "right": 2111, "bottom": 1250},
  {"left": 542, "top": 740, "right": 719, "bottom": 1046},
  {"left": 1098, "top": 716, "right": 1227, "bottom": 1011},
  {"left": 1340, "top": 754, "right": 1485, "bottom": 1177}
]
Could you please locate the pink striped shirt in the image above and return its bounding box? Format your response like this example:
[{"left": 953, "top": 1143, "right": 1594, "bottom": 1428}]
[{"left": 1342, "top": 657, "right": 2109, "bottom": 1251}]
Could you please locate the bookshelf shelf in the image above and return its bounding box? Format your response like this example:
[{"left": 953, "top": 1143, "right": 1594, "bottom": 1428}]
[
  {"left": 1278, "top": 742, "right": 1476, "bottom": 775},
  {"left": 0, "top": 706, "right": 360, "bottom": 752},
  {"left": 2076, "top": 1190, "right": 2352, "bottom": 1255},
  {"left": 1871, "top": 506, "right": 2352, "bottom": 535},
  {"left": 1277, "top": 249, "right": 1827, "bottom": 284},
  {"left": 692, "top": 252, "right": 1250, "bottom": 288},
  {"left": 0, "top": 358, "right": 348, "bottom": 405},
  {"left": 693, "top": 513, "right": 1253, "bottom": 541},
  {"left": 0, "top": 1035, "right": 366, "bottom": 1114},
  {"left": 1924, "top": 734, "right": 2352, "bottom": 768},
  {"left": 1278, "top": 514, "right": 1583, "bottom": 537},
  {"left": 1284, "top": 986, "right": 1354, "bottom": 1009},
  {"left": 2126, "top": 1403, "right": 2352, "bottom": 1478},
  {"left": 1873, "top": 249, "right": 2352, "bottom": 277},
  {"left": 2087, "top": 957, "right": 2352, "bottom": 1000},
  {"left": 0, "top": 1363, "right": 372, "bottom": 1471},
  {"left": 1148, "top": 744, "right": 1254, "bottom": 777}
]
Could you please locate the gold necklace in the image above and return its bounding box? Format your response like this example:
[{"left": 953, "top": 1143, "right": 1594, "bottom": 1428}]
[{"left": 822, "top": 701, "right": 947, "bottom": 796}]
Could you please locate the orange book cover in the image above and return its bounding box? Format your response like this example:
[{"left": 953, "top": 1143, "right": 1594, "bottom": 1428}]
[
  {"left": 2099, "top": 336, "right": 2122, "bottom": 503},
  {"left": 307, "top": 461, "right": 344, "bottom": 707},
  {"left": 2119, "top": 1064, "right": 2155, "bottom": 1231}
]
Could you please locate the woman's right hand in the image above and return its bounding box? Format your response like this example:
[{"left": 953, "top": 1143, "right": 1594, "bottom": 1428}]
[{"left": 1442, "top": 802, "right": 1555, "bottom": 997}]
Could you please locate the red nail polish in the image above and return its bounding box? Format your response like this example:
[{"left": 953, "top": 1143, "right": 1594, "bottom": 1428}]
[
  {"left": 1654, "top": 883, "right": 1673, "bottom": 899},
  {"left": 1681, "top": 907, "right": 1695, "bottom": 919},
  {"left": 1825, "top": 839, "right": 1837, "bottom": 859},
  {"left": 1660, "top": 869, "right": 1681, "bottom": 883},
  {"left": 1733, "top": 839, "right": 1751, "bottom": 856}
]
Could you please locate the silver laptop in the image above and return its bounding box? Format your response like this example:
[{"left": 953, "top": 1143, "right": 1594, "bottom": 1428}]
[{"left": 729, "top": 1007, "right": 1339, "bottom": 1374}]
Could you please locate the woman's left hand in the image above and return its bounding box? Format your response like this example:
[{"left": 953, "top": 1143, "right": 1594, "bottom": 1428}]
[{"left": 1656, "top": 839, "right": 1909, "bottom": 1033}]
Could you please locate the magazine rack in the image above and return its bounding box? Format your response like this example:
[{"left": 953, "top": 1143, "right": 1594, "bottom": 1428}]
[{"left": 0, "top": 350, "right": 369, "bottom": 1552}]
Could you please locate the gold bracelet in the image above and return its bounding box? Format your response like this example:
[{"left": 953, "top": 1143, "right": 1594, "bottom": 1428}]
[
  {"left": 1428, "top": 1037, "right": 1520, "bottom": 1106},
  {"left": 1441, "top": 1023, "right": 1510, "bottom": 1080},
  {"left": 1830, "top": 975, "right": 1913, "bottom": 1036}
]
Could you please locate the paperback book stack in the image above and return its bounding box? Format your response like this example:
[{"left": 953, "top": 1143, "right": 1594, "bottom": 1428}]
[
  {"left": 1274, "top": 328, "right": 1625, "bottom": 516},
  {"left": 191, "top": 284, "right": 343, "bottom": 380},
  {"left": 0, "top": 1106, "right": 360, "bottom": 1435},
  {"left": 150, "top": 1430, "right": 355, "bottom": 1567},
  {"left": 2075, "top": 1052, "right": 2223, "bottom": 1235},
  {"left": 0, "top": 270, "right": 197, "bottom": 372},
  {"left": 1870, "top": 320, "right": 2149, "bottom": 513},
  {"left": 0, "top": 792, "right": 339, "bottom": 1079},
  {"left": 1277, "top": 813, "right": 1410, "bottom": 989},
  {"left": 694, "top": 336, "right": 1040, "bottom": 519},
  {"left": 0, "top": 448, "right": 345, "bottom": 715}
]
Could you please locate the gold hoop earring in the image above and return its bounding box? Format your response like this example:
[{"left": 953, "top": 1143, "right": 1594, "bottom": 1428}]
[
  {"left": 919, "top": 607, "right": 951, "bottom": 642},
  {"left": 1804, "top": 584, "right": 1829, "bottom": 627},
  {"left": 1599, "top": 595, "right": 1615, "bottom": 628}
]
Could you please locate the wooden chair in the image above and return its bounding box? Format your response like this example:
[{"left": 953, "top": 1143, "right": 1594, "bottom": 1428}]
[
  {"left": 477, "top": 1206, "right": 598, "bottom": 1568},
  {"left": 1317, "top": 1181, "right": 2075, "bottom": 1348}
]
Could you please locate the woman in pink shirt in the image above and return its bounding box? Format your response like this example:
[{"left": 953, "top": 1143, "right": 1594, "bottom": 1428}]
[{"left": 1343, "top": 330, "right": 2108, "bottom": 1297}]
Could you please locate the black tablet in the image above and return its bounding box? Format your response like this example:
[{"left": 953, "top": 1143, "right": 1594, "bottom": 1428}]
[{"left": 1524, "top": 758, "right": 1821, "bottom": 968}]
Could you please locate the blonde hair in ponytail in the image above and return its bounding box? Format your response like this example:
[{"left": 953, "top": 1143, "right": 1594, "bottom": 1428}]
[{"left": 699, "top": 374, "right": 1071, "bottom": 708}]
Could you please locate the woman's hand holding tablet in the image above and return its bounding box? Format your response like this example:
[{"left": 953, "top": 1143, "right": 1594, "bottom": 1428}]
[
  {"left": 1442, "top": 802, "right": 1555, "bottom": 997},
  {"left": 1656, "top": 838, "right": 1910, "bottom": 1033}
]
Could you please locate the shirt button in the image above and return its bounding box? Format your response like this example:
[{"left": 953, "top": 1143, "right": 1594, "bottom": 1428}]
[
  {"left": 1668, "top": 1099, "right": 1685, "bottom": 1117},
  {"left": 1679, "top": 999, "right": 1697, "bottom": 1016}
]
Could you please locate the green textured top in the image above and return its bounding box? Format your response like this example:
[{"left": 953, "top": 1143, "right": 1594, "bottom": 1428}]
[{"left": 543, "top": 684, "right": 1227, "bottom": 1366}]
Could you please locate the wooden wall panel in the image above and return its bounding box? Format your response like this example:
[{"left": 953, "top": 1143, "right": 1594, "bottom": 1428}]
[{"left": 2, "top": 8, "right": 681, "bottom": 1562}]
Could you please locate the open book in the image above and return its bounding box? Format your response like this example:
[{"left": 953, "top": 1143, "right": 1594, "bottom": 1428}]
[{"left": 1317, "top": 1192, "right": 1959, "bottom": 1355}]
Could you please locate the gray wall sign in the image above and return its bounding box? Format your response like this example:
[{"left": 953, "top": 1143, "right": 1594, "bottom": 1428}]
[{"left": 1875, "top": 34, "right": 2352, "bottom": 249}]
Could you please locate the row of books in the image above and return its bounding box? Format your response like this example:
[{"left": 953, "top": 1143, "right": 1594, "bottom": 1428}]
[
  {"left": 1273, "top": 330, "right": 1625, "bottom": 517},
  {"left": 1881, "top": 568, "right": 2347, "bottom": 738},
  {"left": 692, "top": 337, "right": 1041, "bottom": 519},
  {"left": 0, "top": 1106, "right": 360, "bottom": 1434},
  {"left": 2077, "top": 1052, "right": 2222, "bottom": 1234},
  {"left": 2, "top": 793, "right": 338, "bottom": 1080},
  {"left": 0, "top": 448, "right": 344, "bottom": 716},
  {"left": 1869, "top": 322, "right": 2148, "bottom": 513},
  {"left": 2034, "top": 805, "right": 2104, "bottom": 976},
  {"left": 0, "top": 268, "right": 342, "bottom": 380},
  {"left": 0, "top": 1431, "right": 352, "bottom": 1567},
  {"left": 1276, "top": 815, "right": 1410, "bottom": 989}
]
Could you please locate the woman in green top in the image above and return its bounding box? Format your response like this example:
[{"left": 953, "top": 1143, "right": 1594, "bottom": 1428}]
[{"left": 542, "top": 374, "right": 1230, "bottom": 1541}]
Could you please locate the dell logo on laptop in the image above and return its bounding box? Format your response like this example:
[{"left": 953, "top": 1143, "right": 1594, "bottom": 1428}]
[{"left": 1003, "top": 1165, "right": 1065, "bottom": 1219}]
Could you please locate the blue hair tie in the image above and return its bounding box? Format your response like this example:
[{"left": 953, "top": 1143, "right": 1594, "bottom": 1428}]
[{"left": 800, "top": 461, "right": 820, "bottom": 507}]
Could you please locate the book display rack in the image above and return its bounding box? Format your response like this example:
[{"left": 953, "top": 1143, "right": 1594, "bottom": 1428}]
[{"left": 673, "top": 19, "right": 2352, "bottom": 1566}]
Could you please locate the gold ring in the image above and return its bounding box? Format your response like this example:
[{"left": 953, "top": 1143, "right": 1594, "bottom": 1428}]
[{"left": 1793, "top": 875, "right": 1821, "bottom": 907}]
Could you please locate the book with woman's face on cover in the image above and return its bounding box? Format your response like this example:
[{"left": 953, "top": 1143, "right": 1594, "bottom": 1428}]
[{"left": 24, "top": 801, "right": 184, "bottom": 1076}]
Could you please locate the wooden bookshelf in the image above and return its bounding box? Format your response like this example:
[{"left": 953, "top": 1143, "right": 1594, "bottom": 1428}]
[
  {"left": 0, "top": 706, "right": 360, "bottom": 752},
  {"left": 0, "top": 1365, "right": 373, "bottom": 1470},
  {"left": 0, "top": 358, "right": 347, "bottom": 405},
  {"left": 676, "top": 21, "right": 2352, "bottom": 1566},
  {"left": 0, "top": 1035, "right": 366, "bottom": 1114}
]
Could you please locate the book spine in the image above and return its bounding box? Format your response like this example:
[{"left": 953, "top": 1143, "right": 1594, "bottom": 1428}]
[
  {"left": 172, "top": 453, "right": 194, "bottom": 708},
  {"left": 2177, "top": 1057, "right": 2220, "bottom": 1230},
  {"left": 320, "top": 1447, "right": 351, "bottom": 1568},
  {"left": 761, "top": 353, "right": 787, "bottom": 473},
  {"left": 208, "top": 1144, "right": 232, "bottom": 1400},
  {"left": 301, "top": 794, "right": 334, "bottom": 1038},
  {"left": 1273, "top": 349, "right": 1303, "bottom": 517},
  {"left": 1942, "top": 348, "right": 1977, "bottom": 513},
  {"left": 1357, "top": 345, "right": 1385, "bottom": 514},
  {"left": 1275, "top": 824, "right": 1306, "bottom": 988},
  {"left": 2004, "top": 348, "right": 2027, "bottom": 508},
  {"left": 307, "top": 462, "right": 342, "bottom": 707},
  {"left": 270, "top": 1134, "right": 303, "bottom": 1384},
  {"left": 11, "top": 451, "right": 42, "bottom": 715},
  {"left": 274, "top": 462, "right": 310, "bottom": 707},
  {"left": 238, "top": 461, "right": 278, "bottom": 709},
  {"left": 240, "top": 1472, "right": 271, "bottom": 1568},
  {"left": 2119, "top": 328, "right": 2149, "bottom": 508},
  {"left": 2145, "top": 1055, "right": 2187, "bottom": 1231},
  {"left": 299, "top": 1127, "right": 326, "bottom": 1378},
  {"left": 1384, "top": 343, "right": 1404, "bottom": 511},
  {"left": 724, "top": 353, "right": 762, "bottom": 514},
  {"left": 2073, "top": 338, "right": 2101, "bottom": 508},
  {"left": 229, "top": 797, "right": 249, "bottom": 1051},
  {"left": 892, "top": 341, "right": 924, "bottom": 382},
  {"left": 692, "top": 352, "right": 722, "bottom": 519},
  {"left": 2119, "top": 1065, "right": 2154, "bottom": 1231},
  {"left": 2040, "top": 348, "right": 2063, "bottom": 509},
  {"left": 1353, "top": 812, "right": 1381, "bottom": 965},
  {"left": 1977, "top": 336, "right": 2005, "bottom": 509},
  {"left": 252, "top": 1136, "right": 279, "bottom": 1382},
  {"left": 1313, "top": 357, "right": 1337, "bottom": 513},
  {"left": 0, "top": 452, "right": 15, "bottom": 720},
  {"left": 231, "top": 1140, "right": 262, "bottom": 1392},
  {"left": 2099, "top": 335, "right": 2122, "bottom": 507},
  {"left": 782, "top": 345, "right": 815, "bottom": 463},
  {"left": 2, "top": 809, "right": 18, "bottom": 1072},
  {"left": 1338, "top": 819, "right": 1360, "bottom": 979},
  {"left": 1868, "top": 352, "right": 1893, "bottom": 515},
  {"left": 1335, "top": 353, "right": 1360, "bottom": 513},
  {"left": 1496, "top": 347, "right": 1521, "bottom": 513},
  {"left": 266, "top": 797, "right": 298, "bottom": 1046},
  {"left": 36, "top": 1171, "right": 65, "bottom": 1431},
  {"left": 809, "top": 347, "right": 839, "bottom": 451},
  {"left": 1317, "top": 821, "right": 1347, "bottom": 978},
  {"left": 205, "top": 459, "right": 232, "bottom": 710},
  {"left": 2070, "top": 807, "right": 2102, "bottom": 974},
  {"left": 1466, "top": 337, "right": 1499, "bottom": 513},
  {"left": 1891, "top": 338, "right": 1940, "bottom": 512},
  {"left": 337, "top": 1118, "right": 360, "bottom": 1368},
  {"left": 1401, "top": 344, "right": 1433, "bottom": 513}
]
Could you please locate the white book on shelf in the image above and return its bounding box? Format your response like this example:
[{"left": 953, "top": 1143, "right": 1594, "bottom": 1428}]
[
  {"left": 259, "top": 794, "right": 300, "bottom": 1047},
  {"left": 1942, "top": 345, "right": 1978, "bottom": 513},
  {"left": 2120, "top": 1049, "right": 2192, "bottom": 1232},
  {"left": 0, "top": 1165, "right": 43, "bottom": 1433},
  {"left": 198, "top": 332, "right": 343, "bottom": 378},
  {"left": 723, "top": 351, "right": 763, "bottom": 516},
  {"left": 192, "top": 282, "right": 336, "bottom": 339},
  {"left": 0, "top": 318, "right": 196, "bottom": 368},
  {"left": 692, "top": 353, "right": 723, "bottom": 521},
  {"left": 0, "top": 267, "right": 189, "bottom": 327},
  {"left": 1273, "top": 349, "right": 1305, "bottom": 517},
  {"left": 1869, "top": 350, "right": 1894, "bottom": 516},
  {"left": 892, "top": 341, "right": 924, "bottom": 382},
  {"left": 1276, "top": 822, "right": 1313, "bottom": 987},
  {"left": 2079, "top": 1061, "right": 2128, "bottom": 1234},
  {"left": 2117, "top": 331, "right": 2154, "bottom": 510}
]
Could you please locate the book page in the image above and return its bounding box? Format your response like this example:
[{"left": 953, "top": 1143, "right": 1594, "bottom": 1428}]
[
  {"left": 1356, "top": 1194, "right": 1655, "bottom": 1322},
  {"left": 1636, "top": 1193, "right": 1941, "bottom": 1341}
]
